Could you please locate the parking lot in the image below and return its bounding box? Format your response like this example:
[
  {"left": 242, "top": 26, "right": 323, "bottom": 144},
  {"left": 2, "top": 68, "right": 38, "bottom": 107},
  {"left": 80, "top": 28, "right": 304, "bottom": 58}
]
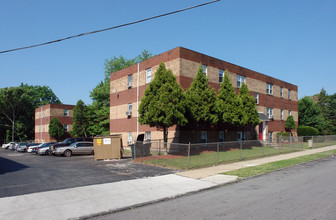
[{"left": 0, "top": 148, "right": 176, "bottom": 198}]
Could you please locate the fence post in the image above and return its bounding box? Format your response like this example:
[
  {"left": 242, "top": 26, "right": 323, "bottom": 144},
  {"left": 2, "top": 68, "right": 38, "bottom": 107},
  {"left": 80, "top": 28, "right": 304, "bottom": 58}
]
[
  {"left": 217, "top": 142, "right": 219, "bottom": 165},
  {"left": 312, "top": 136, "right": 314, "bottom": 149},
  {"left": 240, "top": 141, "right": 243, "bottom": 160},
  {"left": 156, "top": 141, "right": 159, "bottom": 166},
  {"left": 187, "top": 142, "right": 191, "bottom": 170},
  {"left": 262, "top": 141, "right": 264, "bottom": 157}
]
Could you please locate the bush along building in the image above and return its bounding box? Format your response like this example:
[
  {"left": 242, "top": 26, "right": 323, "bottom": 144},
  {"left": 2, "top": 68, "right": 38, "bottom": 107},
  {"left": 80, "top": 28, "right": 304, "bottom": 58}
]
[
  {"left": 110, "top": 47, "right": 298, "bottom": 146},
  {"left": 35, "top": 104, "right": 75, "bottom": 143}
]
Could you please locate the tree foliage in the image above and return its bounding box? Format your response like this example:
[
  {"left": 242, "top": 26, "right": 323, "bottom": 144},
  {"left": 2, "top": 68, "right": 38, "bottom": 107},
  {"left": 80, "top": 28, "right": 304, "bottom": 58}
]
[
  {"left": 216, "top": 70, "right": 243, "bottom": 127},
  {"left": 185, "top": 64, "right": 218, "bottom": 126},
  {"left": 238, "top": 83, "right": 260, "bottom": 127},
  {"left": 87, "top": 50, "right": 153, "bottom": 136},
  {"left": 139, "top": 63, "right": 187, "bottom": 143},
  {"left": 298, "top": 96, "right": 326, "bottom": 132},
  {"left": 71, "top": 100, "right": 89, "bottom": 137},
  {"left": 297, "top": 126, "right": 319, "bottom": 136},
  {"left": 48, "top": 118, "right": 64, "bottom": 141},
  {"left": 285, "top": 115, "right": 296, "bottom": 133}
]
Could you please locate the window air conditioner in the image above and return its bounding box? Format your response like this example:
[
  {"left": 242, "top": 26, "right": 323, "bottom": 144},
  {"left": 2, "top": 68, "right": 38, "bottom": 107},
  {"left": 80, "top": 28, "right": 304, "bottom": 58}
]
[
  {"left": 126, "top": 111, "right": 132, "bottom": 116},
  {"left": 127, "top": 82, "right": 132, "bottom": 88}
]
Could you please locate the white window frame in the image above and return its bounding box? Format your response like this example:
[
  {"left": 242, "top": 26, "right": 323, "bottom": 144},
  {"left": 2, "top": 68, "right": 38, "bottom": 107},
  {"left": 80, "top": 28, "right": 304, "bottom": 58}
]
[
  {"left": 128, "top": 103, "right": 132, "bottom": 112},
  {"left": 145, "top": 131, "right": 151, "bottom": 142},
  {"left": 219, "top": 70, "right": 224, "bottom": 83},
  {"left": 267, "top": 83, "right": 273, "bottom": 95},
  {"left": 202, "top": 65, "right": 207, "bottom": 76},
  {"left": 128, "top": 132, "right": 132, "bottom": 143},
  {"left": 146, "top": 68, "right": 151, "bottom": 83},
  {"left": 201, "top": 131, "right": 207, "bottom": 143},
  {"left": 64, "top": 109, "right": 69, "bottom": 117},
  {"left": 237, "top": 75, "right": 246, "bottom": 88},
  {"left": 288, "top": 89, "right": 291, "bottom": 99},
  {"left": 64, "top": 124, "right": 68, "bottom": 132},
  {"left": 128, "top": 74, "right": 133, "bottom": 87},
  {"left": 280, "top": 87, "right": 283, "bottom": 97},
  {"left": 289, "top": 110, "right": 291, "bottom": 116},
  {"left": 267, "top": 108, "right": 273, "bottom": 119},
  {"left": 255, "top": 92, "right": 259, "bottom": 104},
  {"left": 219, "top": 131, "right": 224, "bottom": 142},
  {"left": 281, "top": 109, "right": 284, "bottom": 120},
  {"left": 268, "top": 132, "right": 273, "bottom": 142}
]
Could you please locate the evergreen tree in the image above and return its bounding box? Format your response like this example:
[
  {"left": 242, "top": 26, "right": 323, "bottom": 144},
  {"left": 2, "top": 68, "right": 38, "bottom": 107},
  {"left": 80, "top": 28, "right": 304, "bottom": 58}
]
[
  {"left": 216, "top": 70, "right": 243, "bottom": 127},
  {"left": 139, "top": 63, "right": 187, "bottom": 144},
  {"left": 49, "top": 118, "right": 64, "bottom": 141},
  {"left": 239, "top": 83, "right": 260, "bottom": 127},
  {"left": 285, "top": 115, "right": 296, "bottom": 135},
  {"left": 72, "top": 100, "right": 89, "bottom": 137},
  {"left": 185, "top": 64, "right": 218, "bottom": 140}
]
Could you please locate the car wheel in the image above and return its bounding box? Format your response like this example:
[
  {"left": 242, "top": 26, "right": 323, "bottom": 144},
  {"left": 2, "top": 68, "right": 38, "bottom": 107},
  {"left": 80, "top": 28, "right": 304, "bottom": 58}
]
[
  {"left": 91, "top": 150, "right": 94, "bottom": 155},
  {"left": 64, "top": 150, "right": 72, "bottom": 157},
  {"left": 46, "top": 150, "right": 53, "bottom": 156}
]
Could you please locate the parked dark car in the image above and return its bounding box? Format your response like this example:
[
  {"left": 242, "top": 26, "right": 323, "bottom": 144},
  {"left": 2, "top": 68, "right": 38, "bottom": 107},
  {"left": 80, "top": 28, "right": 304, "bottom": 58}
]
[{"left": 50, "top": 138, "right": 93, "bottom": 151}]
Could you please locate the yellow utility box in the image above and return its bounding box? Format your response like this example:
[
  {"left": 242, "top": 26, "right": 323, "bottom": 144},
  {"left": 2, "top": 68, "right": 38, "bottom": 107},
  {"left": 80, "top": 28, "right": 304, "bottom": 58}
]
[{"left": 93, "top": 135, "right": 123, "bottom": 160}]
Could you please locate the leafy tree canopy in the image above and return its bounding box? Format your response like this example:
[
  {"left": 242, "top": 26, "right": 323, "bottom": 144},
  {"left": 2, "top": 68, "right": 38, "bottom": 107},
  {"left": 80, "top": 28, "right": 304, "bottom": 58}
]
[
  {"left": 48, "top": 117, "right": 64, "bottom": 141},
  {"left": 298, "top": 96, "right": 326, "bottom": 132},
  {"left": 285, "top": 115, "right": 296, "bottom": 132},
  {"left": 239, "top": 83, "right": 260, "bottom": 127},
  {"left": 71, "top": 100, "right": 89, "bottom": 137}
]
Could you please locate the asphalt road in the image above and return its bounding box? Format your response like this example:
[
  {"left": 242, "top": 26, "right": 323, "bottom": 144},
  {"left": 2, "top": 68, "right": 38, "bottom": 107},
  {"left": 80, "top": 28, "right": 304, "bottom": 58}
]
[
  {"left": 98, "top": 156, "right": 336, "bottom": 220},
  {"left": 0, "top": 148, "right": 175, "bottom": 197}
]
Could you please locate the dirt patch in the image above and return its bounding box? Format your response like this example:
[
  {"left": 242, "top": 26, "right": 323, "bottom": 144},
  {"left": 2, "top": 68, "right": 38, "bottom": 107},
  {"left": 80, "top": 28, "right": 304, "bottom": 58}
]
[{"left": 134, "top": 154, "right": 185, "bottom": 162}]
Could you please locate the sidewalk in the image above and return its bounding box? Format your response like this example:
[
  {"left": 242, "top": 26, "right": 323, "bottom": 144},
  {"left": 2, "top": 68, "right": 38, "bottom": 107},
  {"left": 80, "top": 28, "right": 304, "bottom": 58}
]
[{"left": 1, "top": 145, "right": 335, "bottom": 220}]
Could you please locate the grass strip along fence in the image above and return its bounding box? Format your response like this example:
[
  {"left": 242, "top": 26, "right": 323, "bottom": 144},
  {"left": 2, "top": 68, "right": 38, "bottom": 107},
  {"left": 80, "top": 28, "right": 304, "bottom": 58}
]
[
  {"left": 223, "top": 149, "right": 336, "bottom": 178},
  {"left": 131, "top": 135, "right": 336, "bottom": 170}
]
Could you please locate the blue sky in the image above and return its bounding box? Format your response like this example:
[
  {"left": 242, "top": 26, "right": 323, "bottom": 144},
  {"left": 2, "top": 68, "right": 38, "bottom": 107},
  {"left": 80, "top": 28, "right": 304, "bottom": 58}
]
[{"left": 1, "top": 0, "right": 335, "bottom": 105}]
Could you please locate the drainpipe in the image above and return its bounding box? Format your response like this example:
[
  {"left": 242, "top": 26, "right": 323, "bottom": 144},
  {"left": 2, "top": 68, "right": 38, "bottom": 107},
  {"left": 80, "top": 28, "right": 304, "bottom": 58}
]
[{"left": 137, "top": 62, "right": 140, "bottom": 138}]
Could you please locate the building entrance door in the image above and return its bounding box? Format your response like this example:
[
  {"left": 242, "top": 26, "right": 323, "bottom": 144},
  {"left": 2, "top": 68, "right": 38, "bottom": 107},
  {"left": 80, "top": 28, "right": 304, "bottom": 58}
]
[{"left": 259, "top": 122, "right": 263, "bottom": 140}]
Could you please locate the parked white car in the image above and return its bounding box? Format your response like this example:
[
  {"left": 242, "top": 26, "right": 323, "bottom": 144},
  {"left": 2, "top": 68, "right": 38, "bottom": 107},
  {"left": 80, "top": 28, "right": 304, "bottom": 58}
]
[
  {"left": 37, "top": 142, "right": 57, "bottom": 155},
  {"left": 54, "top": 142, "right": 94, "bottom": 157},
  {"left": 16, "top": 142, "right": 28, "bottom": 152},
  {"left": 2, "top": 142, "right": 15, "bottom": 149}
]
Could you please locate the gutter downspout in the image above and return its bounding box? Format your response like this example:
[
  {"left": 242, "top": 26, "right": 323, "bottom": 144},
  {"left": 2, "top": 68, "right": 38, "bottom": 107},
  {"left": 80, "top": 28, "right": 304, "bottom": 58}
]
[{"left": 137, "top": 62, "right": 140, "bottom": 138}]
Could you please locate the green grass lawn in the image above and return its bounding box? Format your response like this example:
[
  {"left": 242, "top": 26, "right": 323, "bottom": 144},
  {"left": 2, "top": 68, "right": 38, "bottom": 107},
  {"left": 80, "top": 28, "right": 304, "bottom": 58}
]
[
  {"left": 142, "top": 145, "right": 302, "bottom": 170},
  {"left": 223, "top": 149, "right": 336, "bottom": 178}
]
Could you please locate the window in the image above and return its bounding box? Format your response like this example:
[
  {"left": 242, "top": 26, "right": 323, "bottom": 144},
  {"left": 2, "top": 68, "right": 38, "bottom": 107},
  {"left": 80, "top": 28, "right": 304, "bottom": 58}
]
[
  {"left": 201, "top": 131, "right": 207, "bottom": 143},
  {"left": 237, "top": 75, "right": 245, "bottom": 88},
  {"left": 145, "top": 131, "right": 151, "bottom": 142},
  {"left": 289, "top": 110, "right": 291, "bottom": 116},
  {"left": 64, "top": 124, "right": 68, "bottom": 132},
  {"left": 288, "top": 89, "right": 291, "bottom": 99},
  {"left": 128, "top": 132, "right": 132, "bottom": 144},
  {"left": 219, "top": 70, "right": 224, "bottom": 83},
  {"left": 202, "top": 65, "right": 207, "bottom": 76},
  {"left": 128, "top": 103, "right": 132, "bottom": 112},
  {"left": 219, "top": 131, "right": 224, "bottom": 142},
  {"left": 267, "top": 83, "right": 273, "bottom": 94},
  {"left": 280, "top": 87, "right": 283, "bottom": 97},
  {"left": 64, "top": 109, "right": 69, "bottom": 117},
  {"left": 268, "top": 132, "right": 273, "bottom": 142},
  {"left": 128, "top": 74, "right": 133, "bottom": 88},
  {"left": 255, "top": 92, "right": 259, "bottom": 104},
  {"left": 146, "top": 68, "right": 151, "bottom": 83},
  {"left": 267, "top": 108, "right": 273, "bottom": 119},
  {"left": 281, "top": 109, "right": 284, "bottom": 120}
]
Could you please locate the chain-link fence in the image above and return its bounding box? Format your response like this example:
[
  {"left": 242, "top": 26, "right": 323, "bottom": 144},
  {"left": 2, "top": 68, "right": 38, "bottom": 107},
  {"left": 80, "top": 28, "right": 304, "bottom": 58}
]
[{"left": 130, "top": 135, "right": 336, "bottom": 170}]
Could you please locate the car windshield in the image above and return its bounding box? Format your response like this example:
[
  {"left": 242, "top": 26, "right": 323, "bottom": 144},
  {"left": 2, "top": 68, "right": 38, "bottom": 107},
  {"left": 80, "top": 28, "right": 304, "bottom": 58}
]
[
  {"left": 40, "top": 143, "right": 48, "bottom": 147},
  {"left": 69, "top": 142, "right": 77, "bottom": 147}
]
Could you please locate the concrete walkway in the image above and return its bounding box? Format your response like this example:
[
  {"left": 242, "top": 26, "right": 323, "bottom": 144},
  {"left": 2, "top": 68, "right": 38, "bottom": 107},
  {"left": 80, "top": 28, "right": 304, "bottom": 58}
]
[{"left": 1, "top": 145, "right": 335, "bottom": 220}]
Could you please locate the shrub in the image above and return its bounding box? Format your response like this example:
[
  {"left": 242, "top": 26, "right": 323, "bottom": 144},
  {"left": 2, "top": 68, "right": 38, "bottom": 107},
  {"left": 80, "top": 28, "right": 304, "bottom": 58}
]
[
  {"left": 276, "top": 132, "right": 290, "bottom": 138},
  {"left": 297, "top": 126, "right": 319, "bottom": 136}
]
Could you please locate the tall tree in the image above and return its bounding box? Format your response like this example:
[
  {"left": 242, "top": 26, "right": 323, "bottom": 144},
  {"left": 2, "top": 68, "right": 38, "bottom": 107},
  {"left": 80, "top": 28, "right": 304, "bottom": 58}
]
[
  {"left": 71, "top": 100, "right": 89, "bottom": 137},
  {"left": 139, "top": 63, "right": 187, "bottom": 145},
  {"left": 238, "top": 83, "right": 260, "bottom": 127},
  {"left": 49, "top": 118, "right": 64, "bottom": 141},
  {"left": 0, "top": 87, "right": 32, "bottom": 141},
  {"left": 88, "top": 50, "right": 153, "bottom": 136},
  {"left": 285, "top": 115, "right": 296, "bottom": 135},
  {"left": 216, "top": 70, "right": 244, "bottom": 127},
  {"left": 298, "top": 96, "right": 326, "bottom": 132},
  {"left": 185, "top": 64, "right": 218, "bottom": 140}
]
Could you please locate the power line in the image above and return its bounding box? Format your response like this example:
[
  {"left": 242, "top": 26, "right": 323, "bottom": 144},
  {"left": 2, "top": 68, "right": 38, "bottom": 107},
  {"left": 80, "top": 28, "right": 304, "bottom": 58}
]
[{"left": 0, "top": 0, "right": 220, "bottom": 54}]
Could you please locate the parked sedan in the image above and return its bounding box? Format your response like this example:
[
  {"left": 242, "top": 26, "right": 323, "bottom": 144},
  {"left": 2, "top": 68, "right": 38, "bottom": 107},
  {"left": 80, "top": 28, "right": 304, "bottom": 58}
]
[
  {"left": 2, "top": 142, "right": 15, "bottom": 149},
  {"left": 27, "top": 143, "right": 41, "bottom": 153},
  {"left": 54, "top": 142, "right": 94, "bottom": 157},
  {"left": 7, "top": 142, "right": 16, "bottom": 150},
  {"left": 36, "top": 142, "right": 57, "bottom": 155},
  {"left": 16, "top": 142, "right": 28, "bottom": 152}
]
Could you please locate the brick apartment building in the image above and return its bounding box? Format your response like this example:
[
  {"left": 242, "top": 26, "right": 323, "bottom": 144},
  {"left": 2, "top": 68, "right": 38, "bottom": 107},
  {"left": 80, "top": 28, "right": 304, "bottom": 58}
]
[
  {"left": 35, "top": 104, "right": 75, "bottom": 143},
  {"left": 110, "top": 47, "right": 298, "bottom": 146}
]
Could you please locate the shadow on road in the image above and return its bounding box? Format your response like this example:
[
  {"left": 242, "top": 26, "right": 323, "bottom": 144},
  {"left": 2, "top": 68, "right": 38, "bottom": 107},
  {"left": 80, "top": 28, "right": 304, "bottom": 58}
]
[{"left": 0, "top": 157, "right": 29, "bottom": 175}]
